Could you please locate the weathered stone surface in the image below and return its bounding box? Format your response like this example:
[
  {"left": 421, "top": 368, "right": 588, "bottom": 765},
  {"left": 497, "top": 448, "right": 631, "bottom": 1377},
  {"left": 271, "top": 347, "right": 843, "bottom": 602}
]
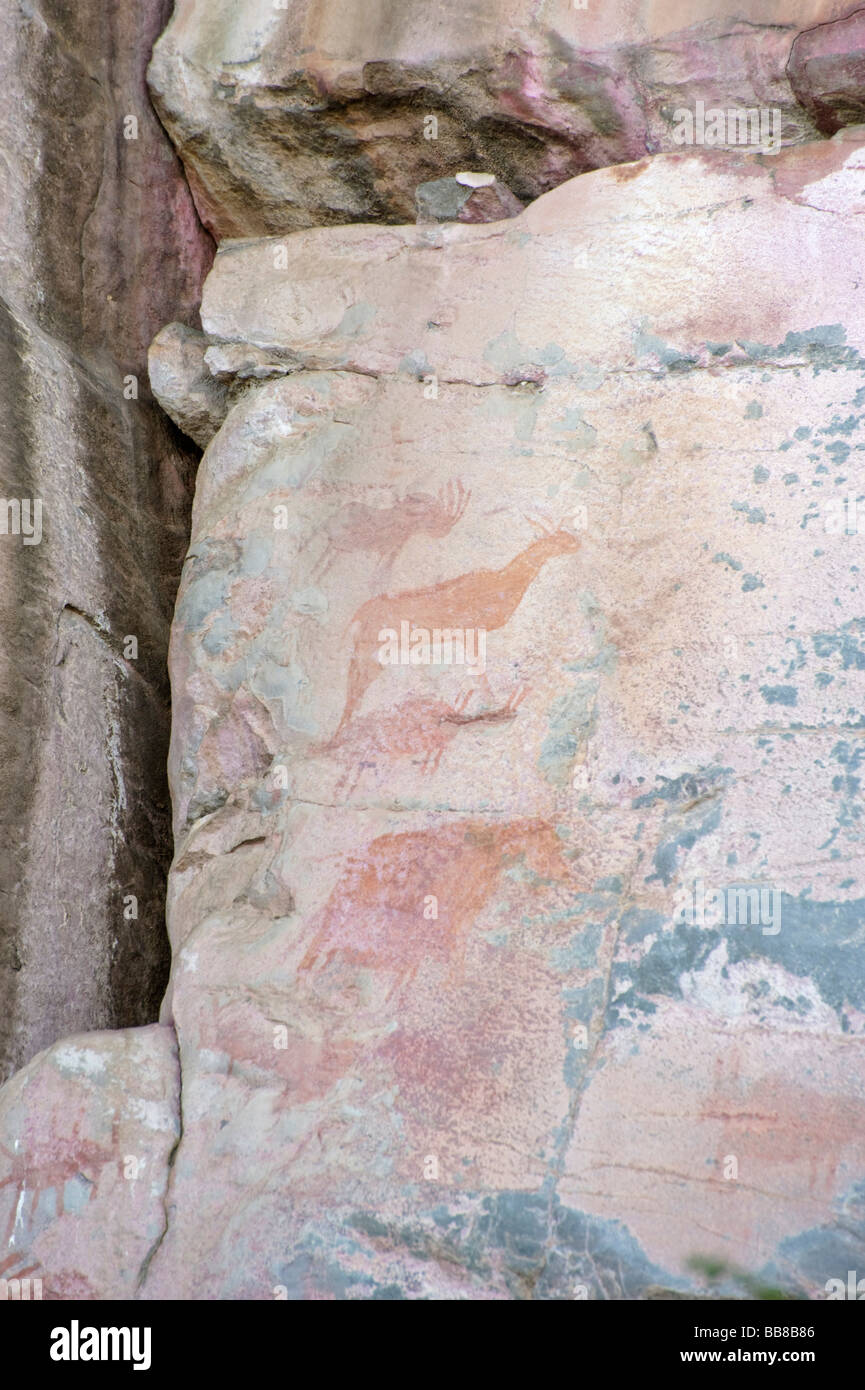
[
  {"left": 416, "top": 172, "right": 525, "bottom": 223},
  {"left": 0, "top": 1025, "right": 179, "bottom": 1300},
  {"left": 8, "top": 132, "right": 865, "bottom": 1299},
  {"left": 0, "top": 1, "right": 213, "bottom": 1079},
  {"left": 146, "top": 0, "right": 855, "bottom": 239},
  {"left": 788, "top": 8, "right": 865, "bottom": 134},
  {"left": 149, "top": 323, "right": 228, "bottom": 447},
  {"left": 149, "top": 132, "right": 865, "bottom": 1299}
]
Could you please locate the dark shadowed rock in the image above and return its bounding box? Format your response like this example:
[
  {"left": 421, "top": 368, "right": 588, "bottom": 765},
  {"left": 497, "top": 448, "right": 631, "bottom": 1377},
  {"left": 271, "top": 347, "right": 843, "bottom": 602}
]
[
  {"left": 146, "top": 0, "right": 846, "bottom": 240},
  {"left": 788, "top": 9, "right": 865, "bottom": 134},
  {"left": 0, "top": 0, "right": 212, "bottom": 1080}
]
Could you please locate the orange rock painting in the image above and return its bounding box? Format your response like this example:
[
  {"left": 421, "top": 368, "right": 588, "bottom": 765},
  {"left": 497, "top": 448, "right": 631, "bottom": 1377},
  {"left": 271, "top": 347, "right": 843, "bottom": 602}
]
[
  {"left": 299, "top": 817, "right": 576, "bottom": 991},
  {"left": 702, "top": 1052, "right": 865, "bottom": 1200},
  {"left": 335, "top": 528, "right": 580, "bottom": 735}
]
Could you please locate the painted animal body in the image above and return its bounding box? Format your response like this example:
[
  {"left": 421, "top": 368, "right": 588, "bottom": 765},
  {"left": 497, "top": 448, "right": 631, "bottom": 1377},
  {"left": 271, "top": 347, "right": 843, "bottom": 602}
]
[
  {"left": 298, "top": 816, "right": 573, "bottom": 989},
  {"left": 310, "top": 480, "right": 470, "bottom": 581},
  {"left": 335, "top": 529, "right": 579, "bottom": 735},
  {"left": 327, "top": 685, "right": 527, "bottom": 793}
]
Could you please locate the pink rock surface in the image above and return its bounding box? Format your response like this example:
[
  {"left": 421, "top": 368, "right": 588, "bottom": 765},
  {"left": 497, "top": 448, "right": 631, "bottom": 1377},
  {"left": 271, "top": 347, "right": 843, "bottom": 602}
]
[
  {"left": 0, "top": 1027, "right": 179, "bottom": 1300},
  {"left": 151, "top": 133, "right": 865, "bottom": 1296},
  {"left": 5, "top": 131, "right": 865, "bottom": 1300}
]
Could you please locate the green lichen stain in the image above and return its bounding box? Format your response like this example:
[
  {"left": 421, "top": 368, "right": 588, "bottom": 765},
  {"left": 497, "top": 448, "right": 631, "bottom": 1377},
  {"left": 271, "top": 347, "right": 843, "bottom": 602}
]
[
  {"left": 398, "top": 348, "right": 432, "bottom": 378},
  {"left": 553, "top": 407, "right": 597, "bottom": 449},
  {"left": 348, "top": 1191, "right": 675, "bottom": 1299},
  {"left": 548, "top": 920, "right": 605, "bottom": 973},
  {"left": 538, "top": 686, "right": 596, "bottom": 787},
  {"left": 649, "top": 801, "right": 722, "bottom": 886},
  {"left": 539, "top": 596, "right": 615, "bottom": 788},
  {"left": 738, "top": 325, "right": 863, "bottom": 372},
  {"left": 632, "top": 322, "right": 697, "bottom": 373},
  {"left": 818, "top": 414, "right": 863, "bottom": 436},
  {"left": 610, "top": 889, "right": 865, "bottom": 1027},
  {"left": 483, "top": 330, "right": 577, "bottom": 380}
]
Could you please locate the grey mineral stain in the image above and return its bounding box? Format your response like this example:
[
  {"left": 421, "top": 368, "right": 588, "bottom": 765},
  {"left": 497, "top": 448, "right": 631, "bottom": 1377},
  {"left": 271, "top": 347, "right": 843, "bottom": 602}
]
[
  {"left": 759, "top": 684, "right": 798, "bottom": 705},
  {"left": 346, "top": 1190, "right": 679, "bottom": 1299},
  {"left": 398, "top": 348, "right": 432, "bottom": 378},
  {"left": 336, "top": 301, "right": 376, "bottom": 337},
  {"left": 649, "top": 801, "right": 722, "bottom": 886},
  {"left": 176, "top": 569, "right": 230, "bottom": 629},
  {"left": 779, "top": 1183, "right": 865, "bottom": 1291},
  {"left": 610, "top": 892, "right": 865, "bottom": 1024},
  {"left": 632, "top": 766, "right": 730, "bottom": 809},
  {"left": 732, "top": 501, "right": 766, "bottom": 524},
  {"left": 62, "top": 1174, "right": 94, "bottom": 1216}
]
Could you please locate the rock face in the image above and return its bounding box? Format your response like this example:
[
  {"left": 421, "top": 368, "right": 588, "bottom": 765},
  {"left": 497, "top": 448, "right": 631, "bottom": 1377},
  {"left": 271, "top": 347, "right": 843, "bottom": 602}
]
[
  {"left": 416, "top": 172, "right": 525, "bottom": 224},
  {"left": 148, "top": 323, "right": 228, "bottom": 448},
  {"left": 0, "top": 1, "right": 212, "bottom": 1080},
  {"left": 0, "top": 1026, "right": 179, "bottom": 1300},
  {"left": 5, "top": 119, "right": 865, "bottom": 1296},
  {"left": 146, "top": 0, "right": 858, "bottom": 239},
  {"left": 789, "top": 8, "right": 865, "bottom": 133}
]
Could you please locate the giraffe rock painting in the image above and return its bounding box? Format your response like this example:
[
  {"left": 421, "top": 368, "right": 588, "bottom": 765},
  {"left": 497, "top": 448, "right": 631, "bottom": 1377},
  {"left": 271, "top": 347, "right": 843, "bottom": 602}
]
[{"left": 335, "top": 529, "right": 579, "bottom": 736}]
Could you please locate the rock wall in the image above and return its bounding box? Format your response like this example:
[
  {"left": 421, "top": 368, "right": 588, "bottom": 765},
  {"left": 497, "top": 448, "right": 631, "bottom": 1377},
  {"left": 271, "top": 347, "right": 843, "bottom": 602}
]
[
  {"left": 147, "top": 0, "right": 855, "bottom": 236},
  {"left": 2, "top": 1, "right": 865, "bottom": 1302},
  {"left": 0, "top": 1, "right": 212, "bottom": 1080}
]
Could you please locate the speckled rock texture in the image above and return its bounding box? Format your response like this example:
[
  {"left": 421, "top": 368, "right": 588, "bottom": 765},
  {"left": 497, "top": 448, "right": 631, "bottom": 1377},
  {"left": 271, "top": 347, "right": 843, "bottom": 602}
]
[
  {"left": 4, "top": 118, "right": 865, "bottom": 1297},
  {"left": 0, "top": 0, "right": 213, "bottom": 1080},
  {"left": 146, "top": 0, "right": 862, "bottom": 239}
]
